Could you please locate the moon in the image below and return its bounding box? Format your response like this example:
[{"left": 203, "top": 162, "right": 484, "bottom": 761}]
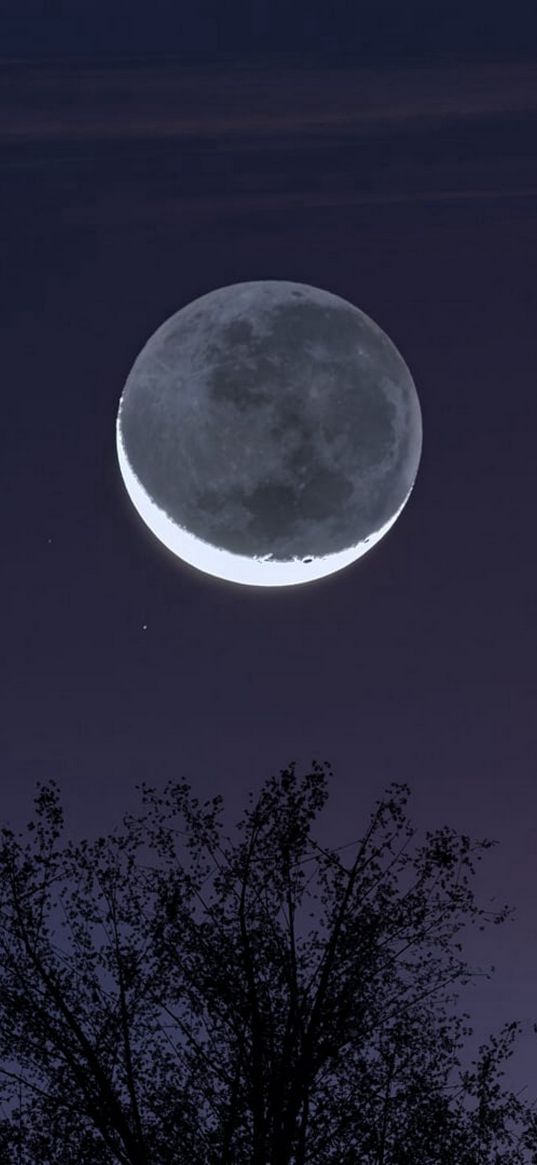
[{"left": 116, "top": 280, "right": 422, "bottom": 587}]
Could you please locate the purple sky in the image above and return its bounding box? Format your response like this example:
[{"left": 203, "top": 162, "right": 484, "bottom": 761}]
[{"left": 2, "top": 28, "right": 537, "bottom": 1099}]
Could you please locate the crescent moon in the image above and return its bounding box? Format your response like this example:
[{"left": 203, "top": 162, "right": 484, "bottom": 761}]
[{"left": 117, "top": 281, "right": 422, "bottom": 587}]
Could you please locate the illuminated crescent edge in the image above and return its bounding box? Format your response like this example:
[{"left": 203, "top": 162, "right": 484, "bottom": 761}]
[{"left": 116, "top": 414, "right": 415, "bottom": 588}]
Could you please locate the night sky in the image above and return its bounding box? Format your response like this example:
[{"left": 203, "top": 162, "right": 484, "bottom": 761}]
[{"left": 2, "top": 0, "right": 537, "bottom": 1098}]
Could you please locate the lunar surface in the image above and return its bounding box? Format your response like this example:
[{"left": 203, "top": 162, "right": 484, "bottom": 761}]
[{"left": 116, "top": 280, "right": 422, "bottom": 586}]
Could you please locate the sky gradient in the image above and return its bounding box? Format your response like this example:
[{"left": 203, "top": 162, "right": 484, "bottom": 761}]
[{"left": 2, "top": 28, "right": 537, "bottom": 1100}]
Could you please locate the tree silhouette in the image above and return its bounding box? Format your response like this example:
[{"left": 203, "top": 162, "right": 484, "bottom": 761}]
[{"left": 0, "top": 762, "right": 535, "bottom": 1162}]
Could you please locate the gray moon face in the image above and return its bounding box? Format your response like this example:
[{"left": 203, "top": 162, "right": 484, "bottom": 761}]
[{"left": 117, "top": 280, "right": 422, "bottom": 587}]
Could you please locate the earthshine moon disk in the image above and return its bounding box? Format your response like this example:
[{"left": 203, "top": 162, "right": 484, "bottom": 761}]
[{"left": 116, "top": 281, "right": 422, "bottom": 586}]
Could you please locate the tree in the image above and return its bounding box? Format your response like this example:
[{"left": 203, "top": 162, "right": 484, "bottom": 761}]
[{"left": 0, "top": 762, "right": 535, "bottom": 1163}]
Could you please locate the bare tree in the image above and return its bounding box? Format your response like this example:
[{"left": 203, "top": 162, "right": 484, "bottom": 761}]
[{"left": 0, "top": 762, "right": 535, "bottom": 1162}]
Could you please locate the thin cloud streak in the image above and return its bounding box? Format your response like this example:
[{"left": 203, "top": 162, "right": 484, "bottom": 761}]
[
  {"left": 2, "top": 58, "right": 536, "bottom": 239},
  {"left": 63, "top": 186, "right": 537, "bottom": 230},
  {"left": 2, "top": 60, "right": 537, "bottom": 145}
]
